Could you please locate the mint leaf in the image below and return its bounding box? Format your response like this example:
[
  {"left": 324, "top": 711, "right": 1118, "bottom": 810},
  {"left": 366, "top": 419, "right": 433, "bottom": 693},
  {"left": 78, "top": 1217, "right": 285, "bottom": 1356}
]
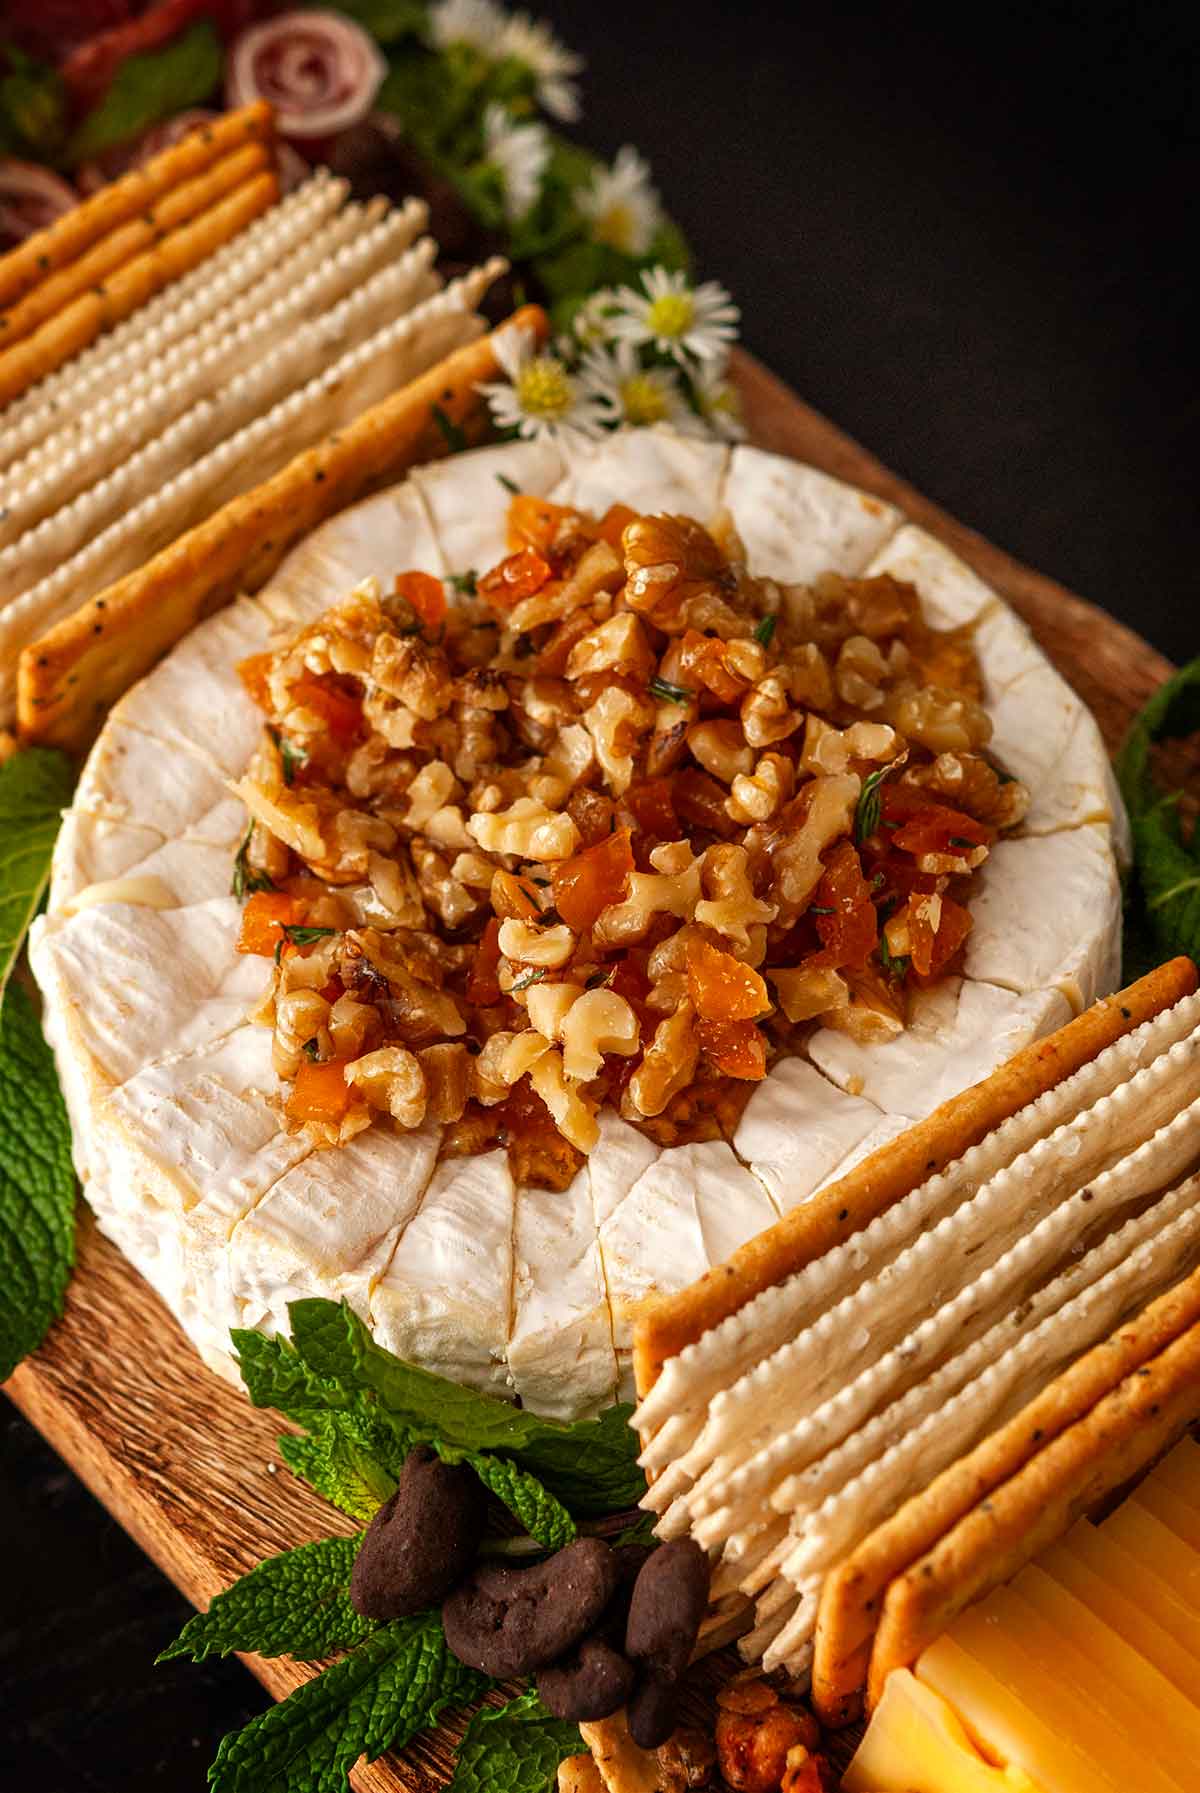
[
  {"left": 0, "top": 981, "right": 76, "bottom": 1381},
  {"left": 158, "top": 1534, "right": 373, "bottom": 1665},
  {"left": 280, "top": 1416, "right": 398, "bottom": 1525},
  {"left": 450, "top": 1691, "right": 582, "bottom": 1793},
  {"left": 208, "top": 1612, "right": 489, "bottom": 1793},
  {"left": 1116, "top": 658, "right": 1200, "bottom": 970},
  {"left": 232, "top": 1325, "right": 357, "bottom": 1424},
  {"left": 68, "top": 21, "right": 222, "bottom": 161},
  {"left": 0, "top": 746, "right": 74, "bottom": 1001},
  {"left": 458, "top": 1451, "right": 576, "bottom": 1550}
]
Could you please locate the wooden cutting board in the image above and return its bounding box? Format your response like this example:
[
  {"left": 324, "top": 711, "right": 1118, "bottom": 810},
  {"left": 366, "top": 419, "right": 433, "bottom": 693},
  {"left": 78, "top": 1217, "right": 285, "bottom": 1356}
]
[{"left": 3, "top": 352, "right": 1176, "bottom": 1791}]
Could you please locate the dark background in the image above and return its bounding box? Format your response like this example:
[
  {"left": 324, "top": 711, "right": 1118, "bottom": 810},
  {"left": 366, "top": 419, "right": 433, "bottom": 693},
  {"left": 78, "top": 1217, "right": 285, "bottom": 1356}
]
[{"left": 2, "top": 3, "right": 1197, "bottom": 1787}]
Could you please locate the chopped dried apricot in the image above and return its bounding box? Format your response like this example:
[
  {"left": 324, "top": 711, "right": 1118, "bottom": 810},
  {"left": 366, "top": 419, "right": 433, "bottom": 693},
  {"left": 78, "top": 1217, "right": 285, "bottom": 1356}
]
[
  {"left": 478, "top": 547, "right": 552, "bottom": 611},
  {"left": 623, "top": 777, "right": 681, "bottom": 842},
  {"left": 289, "top": 672, "right": 363, "bottom": 745},
  {"left": 812, "top": 840, "right": 877, "bottom": 969},
  {"left": 552, "top": 827, "right": 634, "bottom": 931},
  {"left": 686, "top": 937, "right": 771, "bottom": 1022},
  {"left": 909, "top": 891, "right": 973, "bottom": 977},
  {"left": 678, "top": 629, "right": 745, "bottom": 703},
  {"left": 287, "top": 1057, "right": 354, "bottom": 1126},
  {"left": 465, "top": 917, "right": 503, "bottom": 1006},
  {"left": 536, "top": 608, "right": 600, "bottom": 677},
  {"left": 595, "top": 502, "right": 638, "bottom": 548},
  {"left": 676, "top": 767, "right": 738, "bottom": 836},
  {"left": 698, "top": 1018, "right": 767, "bottom": 1080},
  {"left": 237, "top": 651, "right": 274, "bottom": 711},
  {"left": 491, "top": 870, "right": 543, "bottom": 922},
  {"left": 394, "top": 569, "right": 447, "bottom": 628},
  {"left": 498, "top": 1076, "right": 583, "bottom": 1191},
  {"left": 237, "top": 891, "right": 303, "bottom": 956},
  {"left": 883, "top": 786, "right": 992, "bottom": 858},
  {"left": 507, "top": 494, "right": 583, "bottom": 554}
]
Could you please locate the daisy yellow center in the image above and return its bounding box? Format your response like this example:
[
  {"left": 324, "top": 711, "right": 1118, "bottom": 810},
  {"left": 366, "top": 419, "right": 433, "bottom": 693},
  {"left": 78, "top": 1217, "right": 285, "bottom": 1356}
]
[
  {"left": 645, "top": 290, "right": 695, "bottom": 340},
  {"left": 620, "top": 373, "right": 670, "bottom": 426},
  {"left": 514, "top": 357, "right": 574, "bottom": 419},
  {"left": 594, "top": 202, "right": 637, "bottom": 254}
]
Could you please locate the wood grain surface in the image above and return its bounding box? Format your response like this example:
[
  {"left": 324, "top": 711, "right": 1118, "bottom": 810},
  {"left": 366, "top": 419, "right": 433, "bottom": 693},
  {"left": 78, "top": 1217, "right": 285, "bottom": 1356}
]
[{"left": 3, "top": 353, "right": 1174, "bottom": 1789}]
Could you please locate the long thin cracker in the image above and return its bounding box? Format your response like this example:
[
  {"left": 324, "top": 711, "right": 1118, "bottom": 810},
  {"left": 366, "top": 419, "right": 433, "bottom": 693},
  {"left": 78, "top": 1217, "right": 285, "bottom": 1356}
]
[
  {"left": 0, "top": 171, "right": 278, "bottom": 408},
  {"left": 0, "top": 142, "right": 270, "bottom": 351},
  {"left": 17, "top": 306, "right": 548, "bottom": 751},
  {"left": 867, "top": 1309, "right": 1200, "bottom": 1705},
  {"left": 0, "top": 102, "right": 273, "bottom": 313},
  {"left": 809, "top": 1262, "right": 1200, "bottom": 1725},
  {"left": 631, "top": 958, "right": 1198, "bottom": 1402}
]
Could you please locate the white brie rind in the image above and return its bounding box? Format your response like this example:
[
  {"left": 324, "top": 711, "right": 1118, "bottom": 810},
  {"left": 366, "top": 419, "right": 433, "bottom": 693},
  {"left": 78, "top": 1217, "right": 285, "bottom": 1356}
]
[
  {"left": 31, "top": 898, "right": 268, "bottom": 1094},
  {"left": 721, "top": 445, "right": 900, "bottom": 584},
  {"left": 863, "top": 525, "right": 997, "bottom": 631},
  {"left": 964, "top": 823, "right": 1122, "bottom": 1012},
  {"left": 734, "top": 1058, "right": 886, "bottom": 1213},
  {"left": 411, "top": 436, "right": 566, "bottom": 577},
  {"left": 369, "top": 1149, "right": 516, "bottom": 1396},
  {"left": 807, "top": 978, "right": 1073, "bottom": 1121},
  {"left": 258, "top": 480, "right": 446, "bottom": 634},
  {"left": 229, "top": 1122, "right": 440, "bottom": 1338},
  {"left": 53, "top": 820, "right": 239, "bottom": 914},
  {"left": 507, "top": 1169, "right": 620, "bottom": 1420},
  {"left": 551, "top": 426, "right": 729, "bottom": 527},
  {"left": 598, "top": 1140, "right": 778, "bottom": 1350},
  {"left": 72, "top": 718, "right": 236, "bottom": 837}
]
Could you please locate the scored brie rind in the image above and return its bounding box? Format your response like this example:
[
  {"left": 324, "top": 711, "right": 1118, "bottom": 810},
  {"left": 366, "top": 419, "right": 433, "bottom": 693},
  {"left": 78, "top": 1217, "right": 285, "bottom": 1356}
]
[{"left": 34, "top": 426, "right": 1127, "bottom": 1416}]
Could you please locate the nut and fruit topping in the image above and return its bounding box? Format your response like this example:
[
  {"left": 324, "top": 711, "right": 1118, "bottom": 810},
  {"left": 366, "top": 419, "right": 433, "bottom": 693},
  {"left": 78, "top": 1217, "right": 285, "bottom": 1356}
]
[{"left": 232, "top": 498, "right": 1028, "bottom": 1184}]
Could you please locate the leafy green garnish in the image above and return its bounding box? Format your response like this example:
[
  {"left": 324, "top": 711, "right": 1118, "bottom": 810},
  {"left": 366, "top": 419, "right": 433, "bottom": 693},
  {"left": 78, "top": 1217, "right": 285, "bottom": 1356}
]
[
  {"left": 231, "top": 824, "right": 276, "bottom": 901},
  {"left": 68, "top": 21, "right": 222, "bottom": 162},
  {"left": 753, "top": 615, "right": 777, "bottom": 647},
  {"left": 854, "top": 764, "right": 892, "bottom": 845},
  {"left": 447, "top": 570, "right": 479, "bottom": 596},
  {"left": 1117, "top": 658, "right": 1200, "bottom": 972},
  {"left": 649, "top": 675, "right": 693, "bottom": 706},
  {"left": 279, "top": 1414, "right": 400, "bottom": 1524},
  {"left": 0, "top": 982, "right": 77, "bottom": 1381},
  {"left": 878, "top": 930, "right": 910, "bottom": 983},
  {"left": 270, "top": 730, "right": 309, "bottom": 788},
  {"left": 275, "top": 924, "right": 338, "bottom": 964},
  {"left": 454, "top": 1450, "right": 576, "bottom": 1550},
  {"left": 157, "top": 1534, "right": 374, "bottom": 1665},
  {"left": 206, "top": 1612, "right": 488, "bottom": 1793},
  {"left": 510, "top": 966, "right": 548, "bottom": 992},
  {"left": 432, "top": 404, "right": 469, "bottom": 453},
  {"left": 496, "top": 473, "right": 521, "bottom": 496},
  {"left": 0, "top": 746, "right": 75, "bottom": 1001},
  {"left": 449, "top": 1692, "right": 582, "bottom": 1792}
]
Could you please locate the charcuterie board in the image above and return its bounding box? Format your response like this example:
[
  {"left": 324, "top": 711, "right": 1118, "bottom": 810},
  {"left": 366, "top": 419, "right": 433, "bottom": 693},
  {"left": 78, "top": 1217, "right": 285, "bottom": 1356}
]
[{"left": 2, "top": 347, "right": 1175, "bottom": 1790}]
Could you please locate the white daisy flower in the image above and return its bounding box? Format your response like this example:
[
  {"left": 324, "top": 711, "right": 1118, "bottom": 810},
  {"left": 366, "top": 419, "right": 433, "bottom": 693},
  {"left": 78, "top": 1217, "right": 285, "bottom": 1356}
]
[
  {"left": 428, "top": 0, "right": 508, "bottom": 53},
  {"left": 499, "top": 10, "right": 584, "bottom": 122},
  {"left": 579, "top": 339, "right": 706, "bottom": 434},
  {"left": 483, "top": 102, "right": 549, "bottom": 222},
  {"left": 577, "top": 145, "right": 662, "bottom": 256},
  {"left": 609, "top": 267, "right": 740, "bottom": 364},
  {"left": 689, "top": 358, "right": 747, "bottom": 440},
  {"left": 479, "top": 325, "right": 609, "bottom": 441},
  {"left": 571, "top": 286, "right": 620, "bottom": 350}
]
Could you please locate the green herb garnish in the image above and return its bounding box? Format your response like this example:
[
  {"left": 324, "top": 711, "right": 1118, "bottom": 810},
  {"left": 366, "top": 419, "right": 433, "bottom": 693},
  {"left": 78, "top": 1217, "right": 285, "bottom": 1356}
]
[
  {"left": 0, "top": 745, "right": 75, "bottom": 1001},
  {"left": 447, "top": 570, "right": 479, "bottom": 595},
  {"left": 648, "top": 675, "right": 693, "bottom": 705},
  {"left": 231, "top": 824, "right": 277, "bottom": 901},
  {"left": 809, "top": 905, "right": 836, "bottom": 916},
  {"left": 948, "top": 834, "right": 977, "bottom": 850},
  {"left": 510, "top": 967, "right": 549, "bottom": 992},
  {"left": 753, "top": 615, "right": 777, "bottom": 646},
  {"left": 270, "top": 729, "right": 309, "bottom": 788},
  {"left": 1116, "top": 657, "right": 1200, "bottom": 976},
  {"left": 854, "top": 765, "right": 892, "bottom": 844},
  {"left": 432, "top": 404, "right": 469, "bottom": 454},
  {"left": 496, "top": 473, "right": 521, "bottom": 496},
  {"left": 879, "top": 932, "right": 910, "bottom": 982},
  {"left": 274, "top": 924, "right": 337, "bottom": 965}
]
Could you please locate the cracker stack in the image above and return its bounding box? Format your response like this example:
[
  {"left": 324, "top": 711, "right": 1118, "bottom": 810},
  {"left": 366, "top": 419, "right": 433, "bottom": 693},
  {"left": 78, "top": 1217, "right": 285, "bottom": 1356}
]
[
  {"left": 630, "top": 957, "right": 1200, "bottom": 1723},
  {"left": 0, "top": 105, "right": 531, "bottom": 750}
]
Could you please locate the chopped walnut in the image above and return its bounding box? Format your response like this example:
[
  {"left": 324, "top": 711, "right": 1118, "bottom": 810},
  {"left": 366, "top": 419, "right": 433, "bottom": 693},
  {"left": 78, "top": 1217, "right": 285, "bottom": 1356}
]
[
  {"left": 689, "top": 719, "right": 755, "bottom": 784},
  {"left": 526, "top": 980, "right": 585, "bottom": 1040},
  {"left": 411, "top": 839, "right": 479, "bottom": 929},
  {"left": 371, "top": 634, "right": 452, "bottom": 719},
  {"left": 695, "top": 843, "right": 777, "bottom": 951},
  {"left": 560, "top": 988, "right": 640, "bottom": 1081},
  {"left": 741, "top": 671, "right": 801, "bottom": 749},
  {"left": 726, "top": 752, "right": 794, "bottom": 825},
  {"left": 583, "top": 685, "right": 655, "bottom": 795},
  {"left": 627, "top": 1000, "right": 700, "bottom": 1118},
  {"left": 274, "top": 988, "right": 331, "bottom": 1079},
  {"left": 783, "top": 641, "right": 835, "bottom": 711},
  {"left": 345, "top": 1046, "right": 426, "bottom": 1127},
  {"left": 757, "top": 773, "right": 860, "bottom": 925},
  {"left": 567, "top": 611, "right": 657, "bottom": 682},
  {"left": 468, "top": 796, "right": 581, "bottom": 860},
  {"left": 498, "top": 918, "right": 576, "bottom": 967},
  {"left": 883, "top": 682, "right": 993, "bottom": 754},
  {"left": 417, "top": 1042, "right": 471, "bottom": 1123},
  {"left": 769, "top": 965, "right": 847, "bottom": 1023},
  {"left": 902, "top": 749, "right": 1030, "bottom": 828},
  {"left": 531, "top": 1047, "right": 599, "bottom": 1151},
  {"left": 593, "top": 841, "right": 704, "bottom": 947},
  {"left": 835, "top": 634, "right": 888, "bottom": 710},
  {"left": 800, "top": 716, "right": 902, "bottom": 777}
]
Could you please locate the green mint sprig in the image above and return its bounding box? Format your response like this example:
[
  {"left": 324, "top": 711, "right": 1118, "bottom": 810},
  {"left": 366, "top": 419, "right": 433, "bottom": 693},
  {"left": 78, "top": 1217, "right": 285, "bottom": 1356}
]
[
  {"left": 0, "top": 982, "right": 77, "bottom": 1382},
  {"left": 157, "top": 1534, "right": 374, "bottom": 1665},
  {"left": 449, "top": 1691, "right": 584, "bottom": 1792},
  {"left": 0, "top": 746, "right": 75, "bottom": 1002},
  {"left": 1116, "top": 657, "right": 1200, "bottom": 977}
]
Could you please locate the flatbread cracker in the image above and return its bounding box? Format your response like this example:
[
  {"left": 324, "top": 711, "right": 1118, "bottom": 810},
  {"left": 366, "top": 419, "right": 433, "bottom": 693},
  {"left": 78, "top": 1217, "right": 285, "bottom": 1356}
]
[
  {"left": 17, "top": 307, "right": 549, "bottom": 751},
  {"left": 808, "top": 1263, "right": 1200, "bottom": 1725},
  {"left": 865, "top": 1302, "right": 1200, "bottom": 1712},
  {"left": 631, "top": 958, "right": 1198, "bottom": 1400},
  {"left": 0, "top": 171, "right": 279, "bottom": 409},
  {"left": 0, "top": 102, "right": 273, "bottom": 313},
  {"left": 0, "top": 141, "right": 270, "bottom": 351}
]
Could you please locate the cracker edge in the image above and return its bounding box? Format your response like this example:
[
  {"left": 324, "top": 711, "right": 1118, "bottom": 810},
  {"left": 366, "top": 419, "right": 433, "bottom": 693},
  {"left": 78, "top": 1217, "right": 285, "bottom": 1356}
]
[
  {"left": 630, "top": 957, "right": 1199, "bottom": 1402},
  {"left": 0, "top": 102, "right": 274, "bottom": 313},
  {"left": 0, "top": 171, "right": 279, "bottom": 409},
  {"left": 865, "top": 1297, "right": 1200, "bottom": 1709},
  {"left": 16, "top": 305, "right": 549, "bottom": 753},
  {"left": 810, "top": 1259, "right": 1200, "bottom": 1725}
]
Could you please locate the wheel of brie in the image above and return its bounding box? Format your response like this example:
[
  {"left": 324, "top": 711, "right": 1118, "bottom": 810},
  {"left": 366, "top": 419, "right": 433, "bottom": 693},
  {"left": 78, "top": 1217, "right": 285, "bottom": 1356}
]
[{"left": 31, "top": 426, "right": 1127, "bottom": 1420}]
